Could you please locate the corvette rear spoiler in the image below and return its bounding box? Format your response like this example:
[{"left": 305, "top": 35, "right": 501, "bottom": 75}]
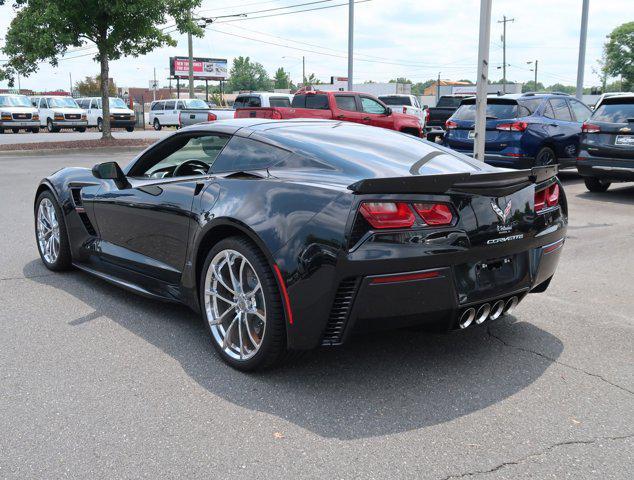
[{"left": 347, "top": 165, "right": 558, "bottom": 196}]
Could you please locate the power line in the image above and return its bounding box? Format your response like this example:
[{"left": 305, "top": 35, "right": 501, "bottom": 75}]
[
  {"left": 197, "top": 0, "right": 294, "bottom": 14},
  {"left": 213, "top": 0, "right": 371, "bottom": 23}
]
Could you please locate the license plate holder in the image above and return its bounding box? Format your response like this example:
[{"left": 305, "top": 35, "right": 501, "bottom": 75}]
[
  {"left": 468, "top": 130, "right": 476, "bottom": 140},
  {"left": 476, "top": 256, "right": 515, "bottom": 289},
  {"left": 615, "top": 135, "right": 634, "bottom": 146}
]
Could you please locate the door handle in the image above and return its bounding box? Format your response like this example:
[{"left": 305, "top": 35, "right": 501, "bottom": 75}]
[
  {"left": 336, "top": 114, "right": 345, "bottom": 119},
  {"left": 549, "top": 123, "right": 558, "bottom": 127},
  {"left": 363, "top": 116, "right": 371, "bottom": 121}
]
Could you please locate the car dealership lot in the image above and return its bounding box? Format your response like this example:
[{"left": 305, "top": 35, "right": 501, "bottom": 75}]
[{"left": 0, "top": 150, "right": 632, "bottom": 478}]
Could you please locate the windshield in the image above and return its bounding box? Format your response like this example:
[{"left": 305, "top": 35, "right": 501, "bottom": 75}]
[
  {"left": 0, "top": 95, "right": 32, "bottom": 107},
  {"left": 452, "top": 100, "right": 519, "bottom": 121},
  {"left": 592, "top": 99, "right": 634, "bottom": 123},
  {"left": 379, "top": 96, "right": 412, "bottom": 106},
  {"left": 48, "top": 97, "right": 80, "bottom": 108},
  {"left": 184, "top": 99, "right": 209, "bottom": 109},
  {"left": 109, "top": 98, "right": 127, "bottom": 109}
]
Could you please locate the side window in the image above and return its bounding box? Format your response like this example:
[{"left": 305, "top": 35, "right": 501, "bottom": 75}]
[
  {"left": 550, "top": 98, "right": 573, "bottom": 121},
  {"left": 291, "top": 95, "right": 306, "bottom": 108},
  {"left": 90, "top": 99, "right": 99, "bottom": 109},
  {"left": 131, "top": 134, "right": 230, "bottom": 178},
  {"left": 269, "top": 96, "right": 291, "bottom": 107},
  {"left": 165, "top": 100, "right": 175, "bottom": 110},
  {"left": 151, "top": 102, "right": 163, "bottom": 111},
  {"left": 360, "top": 96, "right": 387, "bottom": 114},
  {"left": 543, "top": 101, "right": 555, "bottom": 119},
  {"left": 305, "top": 94, "right": 329, "bottom": 110},
  {"left": 335, "top": 95, "right": 357, "bottom": 111},
  {"left": 246, "top": 96, "right": 261, "bottom": 107},
  {"left": 233, "top": 96, "right": 248, "bottom": 109},
  {"left": 176, "top": 101, "right": 185, "bottom": 110},
  {"left": 31, "top": 98, "right": 38, "bottom": 107},
  {"left": 211, "top": 136, "right": 291, "bottom": 173},
  {"left": 569, "top": 99, "right": 592, "bottom": 123}
]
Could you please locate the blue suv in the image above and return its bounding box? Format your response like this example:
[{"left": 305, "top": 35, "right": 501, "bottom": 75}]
[{"left": 443, "top": 93, "right": 593, "bottom": 168}]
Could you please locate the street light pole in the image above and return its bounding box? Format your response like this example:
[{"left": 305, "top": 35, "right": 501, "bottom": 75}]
[
  {"left": 534, "top": 60, "right": 538, "bottom": 88},
  {"left": 498, "top": 15, "right": 514, "bottom": 94},
  {"left": 188, "top": 11, "right": 195, "bottom": 98},
  {"left": 303, "top": 56, "right": 306, "bottom": 86},
  {"left": 576, "top": 0, "right": 589, "bottom": 100},
  {"left": 474, "top": 0, "right": 493, "bottom": 162},
  {"left": 347, "top": 0, "right": 354, "bottom": 91}
]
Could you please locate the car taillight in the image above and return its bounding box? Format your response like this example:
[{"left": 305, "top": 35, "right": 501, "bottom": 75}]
[
  {"left": 359, "top": 202, "right": 415, "bottom": 229},
  {"left": 425, "top": 109, "right": 430, "bottom": 124},
  {"left": 445, "top": 120, "right": 458, "bottom": 129},
  {"left": 534, "top": 183, "right": 560, "bottom": 213},
  {"left": 496, "top": 121, "right": 528, "bottom": 132},
  {"left": 207, "top": 112, "right": 217, "bottom": 122},
  {"left": 413, "top": 203, "right": 454, "bottom": 225},
  {"left": 582, "top": 122, "right": 600, "bottom": 133}
]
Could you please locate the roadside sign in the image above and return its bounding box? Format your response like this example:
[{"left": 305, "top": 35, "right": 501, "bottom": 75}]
[{"left": 169, "top": 57, "right": 228, "bottom": 80}]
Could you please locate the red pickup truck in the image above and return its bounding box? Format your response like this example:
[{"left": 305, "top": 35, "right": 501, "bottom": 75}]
[{"left": 234, "top": 90, "right": 423, "bottom": 136}]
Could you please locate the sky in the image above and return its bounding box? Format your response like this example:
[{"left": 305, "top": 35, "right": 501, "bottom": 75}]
[{"left": 0, "top": 0, "right": 629, "bottom": 92}]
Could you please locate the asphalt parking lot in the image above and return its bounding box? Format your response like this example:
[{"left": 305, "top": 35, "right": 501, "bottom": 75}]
[{"left": 0, "top": 149, "right": 632, "bottom": 479}]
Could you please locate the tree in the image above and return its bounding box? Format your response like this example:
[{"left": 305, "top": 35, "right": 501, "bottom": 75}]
[
  {"left": 0, "top": 0, "right": 201, "bottom": 139},
  {"left": 389, "top": 77, "right": 412, "bottom": 84},
  {"left": 273, "top": 67, "right": 291, "bottom": 90},
  {"left": 546, "top": 83, "right": 575, "bottom": 94},
  {"left": 602, "top": 22, "right": 634, "bottom": 91},
  {"left": 75, "top": 75, "right": 117, "bottom": 97},
  {"left": 305, "top": 73, "right": 321, "bottom": 86},
  {"left": 522, "top": 81, "right": 545, "bottom": 93},
  {"left": 227, "top": 56, "right": 272, "bottom": 92}
]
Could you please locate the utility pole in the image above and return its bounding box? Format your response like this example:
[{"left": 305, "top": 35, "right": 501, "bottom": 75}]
[
  {"left": 498, "top": 15, "right": 514, "bottom": 94},
  {"left": 347, "top": 0, "right": 354, "bottom": 91},
  {"left": 576, "top": 0, "right": 589, "bottom": 100},
  {"left": 153, "top": 67, "right": 157, "bottom": 101},
  {"left": 69, "top": 72, "right": 73, "bottom": 96},
  {"left": 534, "top": 60, "right": 538, "bottom": 88},
  {"left": 436, "top": 72, "right": 441, "bottom": 104},
  {"left": 188, "top": 11, "right": 195, "bottom": 98},
  {"left": 302, "top": 56, "right": 306, "bottom": 86},
  {"left": 474, "top": 0, "right": 493, "bottom": 162}
]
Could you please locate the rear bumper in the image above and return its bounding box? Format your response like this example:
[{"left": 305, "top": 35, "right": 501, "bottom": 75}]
[{"left": 577, "top": 154, "right": 634, "bottom": 181}]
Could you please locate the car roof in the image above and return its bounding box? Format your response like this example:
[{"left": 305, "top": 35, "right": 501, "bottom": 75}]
[{"left": 235, "top": 92, "right": 293, "bottom": 98}]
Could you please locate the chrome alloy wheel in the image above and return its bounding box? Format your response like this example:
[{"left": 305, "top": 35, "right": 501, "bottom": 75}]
[
  {"left": 204, "top": 249, "right": 266, "bottom": 361},
  {"left": 37, "top": 198, "right": 60, "bottom": 264}
]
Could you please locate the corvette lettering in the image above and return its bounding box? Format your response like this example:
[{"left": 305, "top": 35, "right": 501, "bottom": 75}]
[{"left": 486, "top": 234, "right": 524, "bottom": 245}]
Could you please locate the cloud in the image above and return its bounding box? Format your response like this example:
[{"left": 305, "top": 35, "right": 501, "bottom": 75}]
[{"left": 0, "top": 0, "right": 629, "bottom": 91}]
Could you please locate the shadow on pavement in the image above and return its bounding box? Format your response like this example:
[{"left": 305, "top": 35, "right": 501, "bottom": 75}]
[{"left": 26, "top": 260, "right": 563, "bottom": 440}]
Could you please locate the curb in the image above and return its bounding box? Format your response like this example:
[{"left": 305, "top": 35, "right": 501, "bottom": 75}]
[{"left": 0, "top": 145, "right": 149, "bottom": 157}]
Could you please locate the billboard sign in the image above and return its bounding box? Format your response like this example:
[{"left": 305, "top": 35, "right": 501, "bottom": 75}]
[{"left": 170, "top": 57, "right": 228, "bottom": 80}]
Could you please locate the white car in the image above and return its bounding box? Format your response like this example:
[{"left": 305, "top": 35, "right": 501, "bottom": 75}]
[
  {"left": 232, "top": 92, "right": 294, "bottom": 109},
  {"left": 31, "top": 96, "right": 87, "bottom": 132},
  {"left": 75, "top": 97, "right": 136, "bottom": 132},
  {"left": 378, "top": 94, "right": 426, "bottom": 128},
  {"left": 0, "top": 94, "right": 40, "bottom": 134},
  {"left": 149, "top": 98, "right": 216, "bottom": 130}
]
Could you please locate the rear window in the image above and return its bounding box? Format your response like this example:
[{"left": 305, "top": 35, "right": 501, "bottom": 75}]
[
  {"left": 437, "top": 96, "right": 465, "bottom": 108},
  {"left": 233, "top": 96, "right": 261, "bottom": 108},
  {"left": 592, "top": 99, "right": 634, "bottom": 123},
  {"left": 292, "top": 94, "right": 329, "bottom": 110},
  {"left": 379, "top": 96, "right": 412, "bottom": 106},
  {"left": 452, "top": 100, "right": 518, "bottom": 121},
  {"left": 269, "top": 97, "right": 291, "bottom": 107}
]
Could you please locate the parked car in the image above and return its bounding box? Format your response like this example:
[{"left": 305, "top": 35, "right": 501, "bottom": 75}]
[
  {"left": 378, "top": 94, "right": 426, "bottom": 129},
  {"left": 577, "top": 93, "right": 634, "bottom": 192},
  {"left": 235, "top": 90, "right": 422, "bottom": 136},
  {"left": 425, "top": 95, "right": 471, "bottom": 142},
  {"left": 149, "top": 98, "right": 217, "bottom": 130},
  {"left": 33, "top": 118, "right": 566, "bottom": 370},
  {"left": 31, "top": 96, "right": 87, "bottom": 132},
  {"left": 75, "top": 97, "right": 135, "bottom": 132},
  {"left": 0, "top": 93, "right": 40, "bottom": 133},
  {"left": 443, "top": 93, "right": 593, "bottom": 169},
  {"left": 232, "top": 92, "right": 294, "bottom": 109}
]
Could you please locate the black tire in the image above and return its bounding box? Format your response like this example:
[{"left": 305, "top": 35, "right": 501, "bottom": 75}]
[
  {"left": 97, "top": 118, "right": 103, "bottom": 132},
  {"left": 12, "top": 128, "right": 19, "bottom": 134},
  {"left": 0, "top": 127, "right": 4, "bottom": 134},
  {"left": 125, "top": 126, "right": 134, "bottom": 132},
  {"left": 46, "top": 119, "right": 60, "bottom": 133},
  {"left": 153, "top": 119, "right": 162, "bottom": 131},
  {"left": 31, "top": 127, "right": 40, "bottom": 133},
  {"left": 34, "top": 190, "right": 73, "bottom": 271},
  {"left": 536, "top": 146, "right": 557, "bottom": 166},
  {"left": 75, "top": 127, "right": 86, "bottom": 133},
  {"left": 584, "top": 177, "right": 610, "bottom": 192},
  {"left": 199, "top": 236, "right": 287, "bottom": 371}
]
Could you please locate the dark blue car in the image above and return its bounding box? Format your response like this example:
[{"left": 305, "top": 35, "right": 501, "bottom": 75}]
[{"left": 443, "top": 93, "right": 593, "bottom": 169}]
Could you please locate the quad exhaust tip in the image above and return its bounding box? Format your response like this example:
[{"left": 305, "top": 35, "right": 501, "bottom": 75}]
[
  {"left": 504, "top": 296, "right": 519, "bottom": 315},
  {"left": 459, "top": 308, "right": 476, "bottom": 329},
  {"left": 489, "top": 300, "right": 506, "bottom": 321},
  {"left": 475, "top": 303, "right": 491, "bottom": 325}
]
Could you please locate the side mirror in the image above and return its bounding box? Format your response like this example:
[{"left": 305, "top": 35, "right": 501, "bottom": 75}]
[
  {"left": 423, "top": 104, "right": 429, "bottom": 110},
  {"left": 385, "top": 107, "right": 392, "bottom": 116},
  {"left": 92, "top": 161, "right": 129, "bottom": 188}
]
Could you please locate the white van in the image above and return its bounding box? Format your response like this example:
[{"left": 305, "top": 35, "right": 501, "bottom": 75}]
[
  {"left": 0, "top": 94, "right": 40, "bottom": 134},
  {"left": 149, "top": 98, "right": 216, "bottom": 130},
  {"left": 232, "top": 92, "right": 294, "bottom": 109},
  {"left": 75, "top": 97, "right": 135, "bottom": 132},
  {"left": 31, "top": 96, "right": 87, "bottom": 132}
]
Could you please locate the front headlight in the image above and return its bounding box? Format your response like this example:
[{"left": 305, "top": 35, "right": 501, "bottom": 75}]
[
  {"left": 0, "top": 111, "right": 12, "bottom": 120},
  {"left": 53, "top": 112, "right": 64, "bottom": 120},
  {"left": 81, "top": 114, "right": 87, "bottom": 120},
  {"left": 33, "top": 113, "right": 40, "bottom": 120}
]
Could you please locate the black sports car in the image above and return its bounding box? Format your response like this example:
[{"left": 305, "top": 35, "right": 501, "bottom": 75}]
[{"left": 34, "top": 119, "right": 567, "bottom": 370}]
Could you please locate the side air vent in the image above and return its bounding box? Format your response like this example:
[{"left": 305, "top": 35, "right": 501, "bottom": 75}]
[
  {"left": 70, "top": 188, "right": 96, "bottom": 236},
  {"left": 322, "top": 278, "right": 359, "bottom": 346}
]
